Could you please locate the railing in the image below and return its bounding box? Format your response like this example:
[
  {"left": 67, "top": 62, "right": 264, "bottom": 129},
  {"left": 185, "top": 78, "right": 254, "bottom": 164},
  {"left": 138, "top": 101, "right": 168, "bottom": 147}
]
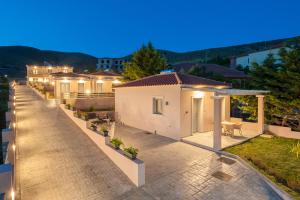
[{"left": 62, "top": 92, "right": 115, "bottom": 99}]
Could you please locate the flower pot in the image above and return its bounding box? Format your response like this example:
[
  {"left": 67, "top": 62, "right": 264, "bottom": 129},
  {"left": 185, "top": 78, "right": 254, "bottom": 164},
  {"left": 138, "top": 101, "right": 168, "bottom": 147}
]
[
  {"left": 101, "top": 130, "right": 109, "bottom": 137},
  {"left": 124, "top": 151, "right": 137, "bottom": 160}
]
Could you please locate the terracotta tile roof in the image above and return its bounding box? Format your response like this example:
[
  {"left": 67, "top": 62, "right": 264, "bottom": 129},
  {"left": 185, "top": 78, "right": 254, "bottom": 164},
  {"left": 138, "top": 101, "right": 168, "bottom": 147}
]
[
  {"left": 50, "top": 72, "right": 89, "bottom": 78},
  {"left": 173, "top": 63, "right": 249, "bottom": 79},
  {"left": 116, "top": 72, "right": 228, "bottom": 88},
  {"left": 89, "top": 71, "right": 122, "bottom": 77}
]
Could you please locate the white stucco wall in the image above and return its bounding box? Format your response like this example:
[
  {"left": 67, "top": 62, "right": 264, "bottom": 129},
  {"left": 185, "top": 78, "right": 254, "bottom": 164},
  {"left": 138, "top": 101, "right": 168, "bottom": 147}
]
[
  {"left": 115, "top": 85, "right": 182, "bottom": 140},
  {"left": 54, "top": 79, "right": 92, "bottom": 99},
  {"left": 180, "top": 90, "right": 215, "bottom": 137},
  {"left": 236, "top": 48, "right": 282, "bottom": 67}
]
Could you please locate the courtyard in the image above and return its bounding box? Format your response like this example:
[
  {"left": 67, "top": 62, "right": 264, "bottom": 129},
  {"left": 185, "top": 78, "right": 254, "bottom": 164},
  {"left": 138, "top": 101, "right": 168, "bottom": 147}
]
[{"left": 14, "top": 85, "right": 281, "bottom": 200}]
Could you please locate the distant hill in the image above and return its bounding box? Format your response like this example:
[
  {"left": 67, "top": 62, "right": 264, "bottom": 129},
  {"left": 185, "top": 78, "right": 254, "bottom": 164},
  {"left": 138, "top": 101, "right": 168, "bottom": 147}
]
[
  {"left": 1, "top": 36, "right": 298, "bottom": 78},
  {"left": 0, "top": 46, "right": 97, "bottom": 78},
  {"left": 123, "top": 36, "right": 299, "bottom": 64}
]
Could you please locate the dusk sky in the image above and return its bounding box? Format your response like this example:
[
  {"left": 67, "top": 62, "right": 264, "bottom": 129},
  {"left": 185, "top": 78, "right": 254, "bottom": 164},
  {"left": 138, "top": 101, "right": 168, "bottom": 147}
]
[{"left": 1, "top": 0, "right": 300, "bottom": 57}]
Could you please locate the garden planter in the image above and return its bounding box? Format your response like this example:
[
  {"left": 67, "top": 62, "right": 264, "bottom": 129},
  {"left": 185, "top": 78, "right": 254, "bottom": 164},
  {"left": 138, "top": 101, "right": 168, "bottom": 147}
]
[
  {"left": 123, "top": 151, "right": 137, "bottom": 160},
  {"left": 110, "top": 142, "right": 120, "bottom": 149}
]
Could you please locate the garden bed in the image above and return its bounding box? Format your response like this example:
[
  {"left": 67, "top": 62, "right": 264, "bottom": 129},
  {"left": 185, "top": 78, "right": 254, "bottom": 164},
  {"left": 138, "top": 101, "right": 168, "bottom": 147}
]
[{"left": 225, "top": 136, "right": 300, "bottom": 199}]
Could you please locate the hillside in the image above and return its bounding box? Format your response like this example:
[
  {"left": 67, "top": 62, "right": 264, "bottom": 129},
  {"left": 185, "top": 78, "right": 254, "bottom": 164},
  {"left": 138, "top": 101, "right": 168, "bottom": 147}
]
[
  {"left": 0, "top": 46, "right": 97, "bottom": 78},
  {"left": 0, "top": 36, "right": 298, "bottom": 78},
  {"left": 123, "top": 36, "right": 298, "bottom": 64}
]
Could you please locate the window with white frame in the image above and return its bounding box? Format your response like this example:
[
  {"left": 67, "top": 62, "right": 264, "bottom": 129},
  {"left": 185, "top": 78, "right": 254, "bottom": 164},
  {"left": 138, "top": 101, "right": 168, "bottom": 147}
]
[
  {"left": 33, "top": 69, "right": 38, "bottom": 74},
  {"left": 153, "top": 97, "right": 163, "bottom": 115}
]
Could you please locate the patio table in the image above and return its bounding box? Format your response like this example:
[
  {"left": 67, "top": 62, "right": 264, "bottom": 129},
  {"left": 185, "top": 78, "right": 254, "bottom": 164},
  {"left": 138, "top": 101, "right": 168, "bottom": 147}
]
[{"left": 221, "top": 121, "right": 235, "bottom": 136}]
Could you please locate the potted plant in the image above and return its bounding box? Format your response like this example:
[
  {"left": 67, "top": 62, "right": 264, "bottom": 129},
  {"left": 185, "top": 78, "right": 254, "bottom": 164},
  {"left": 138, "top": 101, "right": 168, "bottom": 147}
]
[
  {"left": 88, "top": 106, "right": 95, "bottom": 112},
  {"left": 80, "top": 112, "right": 89, "bottom": 121},
  {"left": 110, "top": 138, "right": 123, "bottom": 149},
  {"left": 73, "top": 110, "right": 81, "bottom": 118},
  {"left": 123, "top": 146, "right": 138, "bottom": 160},
  {"left": 90, "top": 123, "right": 98, "bottom": 131},
  {"left": 100, "top": 125, "right": 109, "bottom": 136},
  {"left": 65, "top": 104, "right": 71, "bottom": 110},
  {"left": 70, "top": 105, "right": 76, "bottom": 111}
]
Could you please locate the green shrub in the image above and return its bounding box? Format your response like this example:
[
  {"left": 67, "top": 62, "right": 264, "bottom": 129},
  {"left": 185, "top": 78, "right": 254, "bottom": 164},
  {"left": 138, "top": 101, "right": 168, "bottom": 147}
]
[
  {"left": 110, "top": 138, "right": 123, "bottom": 149},
  {"left": 88, "top": 106, "right": 95, "bottom": 112},
  {"left": 124, "top": 146, "right": 138, "bottom": 158}
]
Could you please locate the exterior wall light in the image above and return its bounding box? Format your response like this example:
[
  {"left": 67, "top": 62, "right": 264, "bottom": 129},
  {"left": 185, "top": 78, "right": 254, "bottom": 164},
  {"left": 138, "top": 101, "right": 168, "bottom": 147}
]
[
  {"left": 194, "top": 91, "right": 204, "bottom": 98},
  {"left": 85, "top": 89, "right": 91, "bottom": 95},
  {"left": 113, "top": 80, "right": 121, "bottom": 84},
  {"left": 51, "top": 81, "right": 55, "bottom": 85},
  {"left": 11, "top": 188, "right": 15, "bottom": 200},
  {"left": 13, "top": 123, "right": 16, "bottom": 128},
  {"left": 13, "top": 110, "right": 16, "bottom": 115},
  {"left": 96, "top": 80, "right": 104, "bottom": 83},
  {"left": 78, "top": 79, "right": 85, "bottom": 83},
  {"left": 12, "top": 144, "right": 16, "bottom": 151},
  {"left": 62, "top": 78, "right": 70, "bottom": 83}
]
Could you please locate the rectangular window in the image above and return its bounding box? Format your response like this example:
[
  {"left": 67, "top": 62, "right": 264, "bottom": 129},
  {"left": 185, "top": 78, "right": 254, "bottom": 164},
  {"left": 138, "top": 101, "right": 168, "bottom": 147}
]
[
  {"left": 78, "top": 83, "right": 84, "bottom": 93},
  {"left": 96, "top": 83, "right": 103, "bottom": 93},
  {"left": 33, "top": 69, "right": 38, "bottom": 74},
  {"left": 60, "top": 83, "right": 70, "bottom": 93},
  {"left": 153, "top": 97, "right": 163, "bottom": 115}
]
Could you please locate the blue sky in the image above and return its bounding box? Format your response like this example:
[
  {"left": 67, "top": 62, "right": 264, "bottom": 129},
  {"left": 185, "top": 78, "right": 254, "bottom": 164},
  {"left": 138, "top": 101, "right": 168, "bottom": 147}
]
[{"left": 0, "top": 0, "right": 300, "bottom": 57}]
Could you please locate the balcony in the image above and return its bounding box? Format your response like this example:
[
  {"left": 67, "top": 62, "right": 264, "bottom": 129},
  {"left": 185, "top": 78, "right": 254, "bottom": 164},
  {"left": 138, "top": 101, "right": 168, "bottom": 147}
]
[{"left": 62, "top": 92, "right": 115, "bottom": 99}]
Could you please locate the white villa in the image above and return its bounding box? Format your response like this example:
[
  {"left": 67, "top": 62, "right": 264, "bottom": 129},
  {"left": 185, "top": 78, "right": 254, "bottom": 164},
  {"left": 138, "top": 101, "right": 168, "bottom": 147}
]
[
  {"left": 50, "top": 71, "right": 122, "bottom": 99},
  {"left": 26, "top": 65, "right": 73, "bottom": 83},
  {"left": 230, "top": 46, "right": 284, "bottom": 68},
  {"left": 115, "top": 72, "right": 268, "bottom": 150}
]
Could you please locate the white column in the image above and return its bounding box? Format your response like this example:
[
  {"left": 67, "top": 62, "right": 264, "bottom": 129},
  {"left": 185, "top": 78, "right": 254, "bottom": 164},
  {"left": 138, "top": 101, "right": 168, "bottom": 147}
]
[
  {"left": 256, "top": 95, "right": 265, "bottom": 134},
  {"left": 212, "top": 96, "right": 224, "bottom": 151},
  {"left": 224, "top": 96, "right": 231, "bottom": 121}
]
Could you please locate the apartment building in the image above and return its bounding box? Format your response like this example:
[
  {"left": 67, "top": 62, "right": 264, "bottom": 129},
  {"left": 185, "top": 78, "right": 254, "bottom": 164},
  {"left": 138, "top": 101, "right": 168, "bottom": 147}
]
[
  {"left": 96, "top": 58, "right": 128, "bottom": 71},
  {"left": 26, "top": 65, "right": 73, "bottom": 83}
]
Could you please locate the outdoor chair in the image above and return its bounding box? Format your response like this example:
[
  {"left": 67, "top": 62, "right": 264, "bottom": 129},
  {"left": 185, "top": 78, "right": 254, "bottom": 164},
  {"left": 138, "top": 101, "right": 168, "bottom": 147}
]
[{"left": 233, "top": 123, "right": 243, "bottom": 135}]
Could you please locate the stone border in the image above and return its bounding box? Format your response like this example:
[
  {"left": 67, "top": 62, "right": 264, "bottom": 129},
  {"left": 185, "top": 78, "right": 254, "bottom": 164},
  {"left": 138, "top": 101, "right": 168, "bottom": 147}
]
[
  {"left": 30, "top": 86, "right": 46, "bottom": 100},
  {"left": 60, "top": 104, "right": 145, "bottom": 187}
]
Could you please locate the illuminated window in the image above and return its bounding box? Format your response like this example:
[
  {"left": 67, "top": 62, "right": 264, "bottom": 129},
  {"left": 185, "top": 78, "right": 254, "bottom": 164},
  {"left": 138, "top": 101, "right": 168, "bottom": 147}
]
[
  {"left": 33, "top": 69, "right": 38, "bottom": 74},
  {"left": 153, "top": 97, "right": 163, "bottom": 115}
]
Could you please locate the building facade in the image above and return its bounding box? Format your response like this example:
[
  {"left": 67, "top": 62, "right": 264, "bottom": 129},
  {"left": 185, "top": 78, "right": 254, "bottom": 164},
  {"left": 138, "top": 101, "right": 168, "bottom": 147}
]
[
  {"left": 115, "top": 72, "right": 229, "bottom": 140},
  {"left": 96, "top": 58, "right": 128, "bottom": 71},
  {"left": 26, "top": 65, "right": 73, "bottom": 83},
  {"left": 50, "top": 71, "right": 122, "bottom": 99},
  {"left": 230, "top": 47, "right": 283, "bottom": 68}
]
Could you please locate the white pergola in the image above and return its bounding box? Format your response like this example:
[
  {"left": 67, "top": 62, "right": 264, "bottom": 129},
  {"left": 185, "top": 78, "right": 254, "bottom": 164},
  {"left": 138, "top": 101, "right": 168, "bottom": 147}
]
[{"left": 185, "top": 88, "right": 269, "bottom": 151}]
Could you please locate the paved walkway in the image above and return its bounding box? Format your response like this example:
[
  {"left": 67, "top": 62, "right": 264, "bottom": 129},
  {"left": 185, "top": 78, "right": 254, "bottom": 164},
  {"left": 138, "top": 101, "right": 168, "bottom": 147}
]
[
  {"left": 15, "top": 86, "right": 135, "bottom": 200},
  {"left": 15, "top": 85, "right": 281, "bottom": 200}
]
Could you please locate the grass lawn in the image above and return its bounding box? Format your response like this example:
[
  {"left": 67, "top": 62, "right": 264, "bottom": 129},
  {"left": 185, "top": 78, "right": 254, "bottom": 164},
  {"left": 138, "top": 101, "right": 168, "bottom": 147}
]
[{"left": 225, "top": 136, "right": 300, "bottom": 200}]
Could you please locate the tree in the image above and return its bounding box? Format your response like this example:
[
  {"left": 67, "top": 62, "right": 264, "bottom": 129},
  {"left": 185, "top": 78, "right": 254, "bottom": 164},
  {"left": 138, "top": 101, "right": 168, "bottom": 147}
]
[
  {"left": 234, "top": 38, "right": 300, "bottom": 130},
  {"left": 123, "top": 43, "right": 168, "bottom": 80}
]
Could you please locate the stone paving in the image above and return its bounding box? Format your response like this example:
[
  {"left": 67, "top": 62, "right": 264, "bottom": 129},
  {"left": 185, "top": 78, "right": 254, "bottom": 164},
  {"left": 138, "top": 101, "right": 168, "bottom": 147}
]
[
  {"left": 114, "top": 124, "right": 281, "bottom": 200},
  {"left": 15, "top": 85, "right": 281, "bottom": 200}
]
